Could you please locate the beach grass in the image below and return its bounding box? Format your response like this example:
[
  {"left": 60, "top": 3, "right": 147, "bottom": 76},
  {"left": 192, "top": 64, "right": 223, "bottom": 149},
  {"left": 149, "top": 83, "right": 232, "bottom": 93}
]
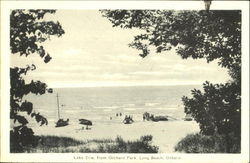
[
  {"left": 21, "top": 135, "right": 158, "bottom": 153},
  {"left": 39, "top": 135, "right": 85, "bottom": 147},
  {"left": 95, "top": 135, "right": 159, "bottom": 153}
]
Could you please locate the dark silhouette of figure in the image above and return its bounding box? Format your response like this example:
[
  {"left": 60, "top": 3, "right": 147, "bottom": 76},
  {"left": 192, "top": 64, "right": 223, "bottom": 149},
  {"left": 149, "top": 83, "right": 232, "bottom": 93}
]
[
  {"left": 143, "top": 112, "right": 150, "bottom": 121},
  {"left": 123, "top": 115, "right": 134, "bottom": 124}
]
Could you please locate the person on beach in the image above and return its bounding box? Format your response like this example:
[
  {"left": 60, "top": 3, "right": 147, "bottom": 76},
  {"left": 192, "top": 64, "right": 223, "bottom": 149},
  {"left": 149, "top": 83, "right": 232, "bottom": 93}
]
[
  {"left": 149, "top": 114, "right": 153, "bottom": 119},
  {"left": 143, "top": 112, "right": 150, "bottom": 121}
]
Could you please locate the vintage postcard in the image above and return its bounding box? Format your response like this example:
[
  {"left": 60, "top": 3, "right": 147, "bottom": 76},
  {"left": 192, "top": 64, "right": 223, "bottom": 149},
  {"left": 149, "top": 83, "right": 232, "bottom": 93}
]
[{"left": 1, "top": 1, "right": 249, "bottom": 162}]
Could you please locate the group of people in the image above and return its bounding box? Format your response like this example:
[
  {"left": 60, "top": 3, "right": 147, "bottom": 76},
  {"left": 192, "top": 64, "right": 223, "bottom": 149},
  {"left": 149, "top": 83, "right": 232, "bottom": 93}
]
[
  {"left": 110, "top": 112, "right": 123, "bottom": 120},
  {"left": 116, "top": 112, "right": 122, "bottom": 117},
  {"left": 109, "top": 112, "right": 169, "bottom": 123},
  {"left": 109, "top": 113, "right": 134, "bottom": 124},
  {"left": 143, "top": 112, "right": 155, "bottom": 121},
  {"left": 143, "top": 112, "right": 169, "bottom": 122}
]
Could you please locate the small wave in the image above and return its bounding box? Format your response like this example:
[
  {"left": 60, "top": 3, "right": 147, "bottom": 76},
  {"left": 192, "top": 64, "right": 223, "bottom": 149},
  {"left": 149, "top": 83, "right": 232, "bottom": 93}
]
[
  {"left": 65, "top": 110, "right": 78, "bottom": 113},
  {"left": 104, "top": 109, "right": 112, "bottom": 112},
  {"left": 71, "top": 106, "right": 82, "bottom": 110},
  {"left": 135, "top": 108, "right": 144, "bottom": 110},
  {"left": 94, "top": 106, "right": 121, "bottom": 109},
  {"left": 123, "top": 108, "right": 136, "bottom": 111},
  {"left": 123, "top": 104, "right": 135, "bottom": 107},
  {"left": 155, "top": 107, "right": 177, "bottom": 110},
  {"left": 81, "top": 109, "right": 91, "bottom": 112},
  {"left": 164, "top": 104, "right": 180, "bottom": 108},
  {"left": 145, "top": 103, "right": 160, "bottom": 107},
  {"left": 167, "top": 107, "right": 178, "bottom": 110}
]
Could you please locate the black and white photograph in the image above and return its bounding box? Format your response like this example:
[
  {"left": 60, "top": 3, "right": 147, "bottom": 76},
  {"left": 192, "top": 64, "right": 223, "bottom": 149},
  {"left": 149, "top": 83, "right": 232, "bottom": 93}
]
[{"left": 1, "top": 1, "right": 249, "bottom": 162}]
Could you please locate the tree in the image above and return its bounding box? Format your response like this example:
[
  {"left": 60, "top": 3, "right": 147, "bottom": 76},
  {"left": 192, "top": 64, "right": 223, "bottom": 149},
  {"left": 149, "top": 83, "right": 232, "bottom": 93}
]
[
  {"left": 182, "top": 81, "right": 240, "bottom": 136},
  {"left": 10, "top": 9, "right": 64, "bottom": 152},
  {"left": 101, "top": 10, "right": 240, "bottom": 79},
  {"left": 101, "top": 10, "right": 241, "bottom": 152}
]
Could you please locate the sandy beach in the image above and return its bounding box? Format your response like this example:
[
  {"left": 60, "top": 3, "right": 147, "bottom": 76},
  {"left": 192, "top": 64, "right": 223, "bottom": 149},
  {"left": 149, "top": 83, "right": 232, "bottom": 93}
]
[{"left": 32, "top": 118, "right": 200, "bottom": 153}]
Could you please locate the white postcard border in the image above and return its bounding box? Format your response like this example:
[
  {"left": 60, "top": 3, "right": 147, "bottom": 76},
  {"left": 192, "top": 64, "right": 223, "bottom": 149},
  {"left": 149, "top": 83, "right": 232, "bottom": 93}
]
[{"left": 1, "top": 1, "right": 249, "bottom": 162}]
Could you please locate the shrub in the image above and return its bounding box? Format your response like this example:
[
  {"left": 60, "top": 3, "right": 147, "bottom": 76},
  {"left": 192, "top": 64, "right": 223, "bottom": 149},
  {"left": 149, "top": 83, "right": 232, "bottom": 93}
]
[
  {"left": 175, "top": 133, "right": 240, "bottom": 153},
  {"left": 10, "top": 126, "right": 39, "bottom": 153}
]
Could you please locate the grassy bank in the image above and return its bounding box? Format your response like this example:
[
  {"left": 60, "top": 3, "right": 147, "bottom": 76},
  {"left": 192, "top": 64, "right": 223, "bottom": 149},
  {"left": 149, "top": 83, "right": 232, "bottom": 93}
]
[
  {"left": 18, "top": 135, "right": 158, "bottom": 153},
  {"left": 174, "top": 133, "right": 240, "bottom": 153}
]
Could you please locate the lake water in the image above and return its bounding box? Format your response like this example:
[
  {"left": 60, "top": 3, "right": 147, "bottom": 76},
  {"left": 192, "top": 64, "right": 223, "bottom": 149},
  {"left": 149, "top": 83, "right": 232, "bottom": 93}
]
[{"left": 24, "top": 85, "right": 201, "bottom": 126}]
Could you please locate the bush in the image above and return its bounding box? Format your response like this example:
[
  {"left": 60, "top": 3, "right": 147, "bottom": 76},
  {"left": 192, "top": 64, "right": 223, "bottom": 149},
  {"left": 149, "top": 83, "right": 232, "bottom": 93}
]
[
  {"left": 10, "top": 126, "right": 39, "bottom": 153},
  {"left": 175, "top": 133, "right": 240, "bottom": 153}
]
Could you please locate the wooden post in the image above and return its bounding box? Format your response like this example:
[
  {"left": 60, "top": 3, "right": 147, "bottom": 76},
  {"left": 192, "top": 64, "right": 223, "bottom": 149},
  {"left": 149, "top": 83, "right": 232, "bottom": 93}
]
[{"left": 56, "top": 93, "right": 60, "bottom": 119}]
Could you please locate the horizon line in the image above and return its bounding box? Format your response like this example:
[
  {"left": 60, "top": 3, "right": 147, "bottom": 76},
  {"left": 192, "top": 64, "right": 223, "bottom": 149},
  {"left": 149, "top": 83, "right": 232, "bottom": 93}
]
[{"left": 50, "top": 83, "right": 202, "bottom": 89}]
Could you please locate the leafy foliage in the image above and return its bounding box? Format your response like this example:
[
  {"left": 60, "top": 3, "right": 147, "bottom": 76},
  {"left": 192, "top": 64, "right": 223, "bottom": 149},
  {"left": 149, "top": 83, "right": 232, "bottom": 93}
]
[
  {"left": 101, "top": 10, "right": 241, "bottom": 152},
  {"left": 10, "top": 10, "right": 64, "bottom": 62},
  {"left": 182, "top": 81, "right": 240, "bottom": 136},
  {"left": 175, "top": 133, "right": 240, "bottom": 153},
  {"left": 101, "top": 10, "right": 241, "bottom": 69},
  {"left": 10, "top": 10, "right": 64, "bottom": 152}
]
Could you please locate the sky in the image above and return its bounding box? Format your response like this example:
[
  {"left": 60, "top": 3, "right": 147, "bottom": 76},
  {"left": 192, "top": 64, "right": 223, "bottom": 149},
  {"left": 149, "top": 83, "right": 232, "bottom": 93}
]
[{"left": 11, "top": 10, "right": 230, "bottom": 88}]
